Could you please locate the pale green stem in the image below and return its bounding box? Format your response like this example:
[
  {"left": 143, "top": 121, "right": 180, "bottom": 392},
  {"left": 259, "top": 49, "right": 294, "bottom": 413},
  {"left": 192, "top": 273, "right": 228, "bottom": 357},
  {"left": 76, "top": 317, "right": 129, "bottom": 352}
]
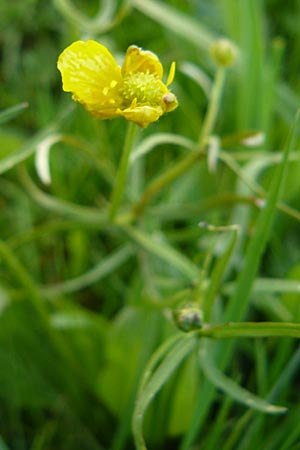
[
  {"left": 198, "top": 67, "right": 226, "bottom": 146},
  {"left": 109, "top": 122, "right": 138, "bottom": 221},
  {"left": 132, "top": 67, "right": 227, "bottom": 218},
  {"left": 132, "top": 149, "right": 205, "bottom": 217}
]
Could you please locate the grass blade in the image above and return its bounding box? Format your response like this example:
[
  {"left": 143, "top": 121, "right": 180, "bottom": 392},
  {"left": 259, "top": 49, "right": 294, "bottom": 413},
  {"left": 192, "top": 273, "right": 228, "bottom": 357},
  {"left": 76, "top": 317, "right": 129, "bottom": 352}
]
[
  {"left": 42, "top": 245, "right": 134, "bottom": 298},
  {"left": 124, "top": 225, "right": 199, "bottom": 282},
  {"left": 0, "top": 107, "right": 72, "bottom": 174},
  {"left": 204, "top": 230, "right": 238, "bottom": 322},
  {"left": 199, "top": 342, "right": 287, "bottom": 414},
  {"left": 132, "top": 333, "right": 196, "bottom": 450},
  {"left": 224, "top": 111, "right": 300, "bottom": 323},
  {"left": 130, "top": 0, "right": 215, "bottom": 50},
  {"left": 0, "top": 102, "right": 28, "bottom": 125},
  {"left": 198, "top": 321, "right": 300, "bottom": 339}
]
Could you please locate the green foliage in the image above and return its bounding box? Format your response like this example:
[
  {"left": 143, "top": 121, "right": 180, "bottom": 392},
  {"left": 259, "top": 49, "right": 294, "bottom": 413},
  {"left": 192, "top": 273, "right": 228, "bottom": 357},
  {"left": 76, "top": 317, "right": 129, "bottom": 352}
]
[{"left": 1, "top": 1, "right": 300, "bottom": 450}]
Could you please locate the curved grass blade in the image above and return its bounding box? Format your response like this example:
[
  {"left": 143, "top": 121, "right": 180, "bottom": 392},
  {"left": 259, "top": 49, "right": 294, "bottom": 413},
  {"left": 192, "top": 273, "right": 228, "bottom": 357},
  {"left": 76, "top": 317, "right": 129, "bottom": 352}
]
[
  {"left": 199, "top": 343, "right": 287, "bottom": 414},
  {"left": 42, "top": 244, "right": 134, "bottom": 298},
  {"left": 0, "top": 107, "right": 73, "bottom": 174},
  {"left": 132, "top": 333, "right": 196, "bottom": 450},
  {"left": 130, "top": 0, "right": 215, "bottom": 50},
  {"left": 124, "top": 226, "right": 199, "bottom": 282},
  {"left": 137, "top": 333, "right": 184, "bottom": 395},
  {"left": 20, "top": 167, "right": 107, "bottom": 226},
  {"left": 0, "top": 102, "right": 28, "bottom": 125},
  {"left": 130, "top": 133, "right": 194, "bottom": 164}
]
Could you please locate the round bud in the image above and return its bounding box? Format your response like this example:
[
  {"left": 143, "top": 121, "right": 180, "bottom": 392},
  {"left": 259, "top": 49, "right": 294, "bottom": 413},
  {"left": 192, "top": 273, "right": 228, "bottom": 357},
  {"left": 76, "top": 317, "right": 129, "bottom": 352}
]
[
  {"left": 173, "top": 305, "right": 203, "bottom": 332},
  {"left": 210, "top": 38, "right": 238, "bottom": 67}
]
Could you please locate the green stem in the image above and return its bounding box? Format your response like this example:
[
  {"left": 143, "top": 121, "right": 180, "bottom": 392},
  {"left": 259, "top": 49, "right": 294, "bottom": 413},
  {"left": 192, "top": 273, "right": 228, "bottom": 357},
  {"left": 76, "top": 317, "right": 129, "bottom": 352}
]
[
  {"left": 132, "top": 149, "right": 206, "bottom": 217},
  {"left": 109, "top": 122, "right": 138, "bottom": 221},
  {"left": 132, "top": 67, "right": 226, "bottom": 218},
  {"left": 198, "top": 67, "right": 226, "bottom": 146}
]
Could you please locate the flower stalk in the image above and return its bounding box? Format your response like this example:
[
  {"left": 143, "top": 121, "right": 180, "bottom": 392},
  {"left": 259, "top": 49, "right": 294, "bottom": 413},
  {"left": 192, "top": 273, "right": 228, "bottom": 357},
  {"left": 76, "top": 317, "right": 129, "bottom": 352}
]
[
  {"left": 109, "top": 121, "right": 138, "bottom": 221},
  {"left": 198, "top": 67, "right": 226, "bottom": 146},
  {"left": 132, "top": 66, "right": 227, "bottom": 218}
]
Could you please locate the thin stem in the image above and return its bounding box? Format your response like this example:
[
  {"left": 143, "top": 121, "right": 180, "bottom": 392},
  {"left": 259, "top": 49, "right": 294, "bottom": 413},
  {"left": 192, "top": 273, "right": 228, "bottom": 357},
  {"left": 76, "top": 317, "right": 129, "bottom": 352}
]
[
  {"left": 109, "top": 121, "right": 138, "bottom": 221},
  {"left": 132, "top": 148, "right": 206, "bottom": 217},
  {"left": 198, "top": 67, "right": 226, "bottom": 146},
  {"left": 132, "top": 67, "right": 227, "bottom": 218}
]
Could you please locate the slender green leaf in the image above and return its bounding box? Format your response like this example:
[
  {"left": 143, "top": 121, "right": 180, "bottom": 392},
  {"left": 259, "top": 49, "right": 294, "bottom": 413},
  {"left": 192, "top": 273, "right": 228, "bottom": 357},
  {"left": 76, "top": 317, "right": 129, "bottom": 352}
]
[
  {"left": 124, "top": 225, "right": 199, "bottom": 282},
  {"left": 20, "top": 168, "right": 107, "bottom": 226},
  {"left": 42, "top": 245, "right": 134, "bottom": 298},
  {"left": 224, "top": 111, "right": 300, "bottom": 323},
  {"left": 204, "top": 230, "right": 238, "bottom": 322},
  {"left": 132, "top": 334, "right": 196, "bottom": 450},
  {"left": 199, "top": 342, "right": 286, "bottom": 414},
  {"left": 0, "top": 102, "right": 28, "bottom": 125},
  {"left": 130, "top": 133, "right": 194, "bottom": 164},
  {"left": 198, "top": 321, "right": 300, "bottom": 340},
  {"left": 224, "top": 278, "right": 300, "bottom": 295},
  {"left": 137, "top": 333, "right": 184, "bottom": 395},
  {"left": 0, "top": 107, "right": 73, "bottom": 174},
  {"left": 130, "top": 0, "right": 215, "bottom": 50}
]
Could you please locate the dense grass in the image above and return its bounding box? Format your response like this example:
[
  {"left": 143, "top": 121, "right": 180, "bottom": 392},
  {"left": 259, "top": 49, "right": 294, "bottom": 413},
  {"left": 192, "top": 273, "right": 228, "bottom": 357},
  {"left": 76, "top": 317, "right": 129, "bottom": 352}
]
[{"left": 1, "top": 1, "right": 300, "bottom": 449}]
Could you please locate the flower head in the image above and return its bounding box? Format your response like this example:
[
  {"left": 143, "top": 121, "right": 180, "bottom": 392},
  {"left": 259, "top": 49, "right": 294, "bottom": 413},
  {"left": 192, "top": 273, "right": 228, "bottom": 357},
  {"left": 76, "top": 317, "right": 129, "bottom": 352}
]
[{"left": 57, "top": 40, "right": 178, "bottom": 128}]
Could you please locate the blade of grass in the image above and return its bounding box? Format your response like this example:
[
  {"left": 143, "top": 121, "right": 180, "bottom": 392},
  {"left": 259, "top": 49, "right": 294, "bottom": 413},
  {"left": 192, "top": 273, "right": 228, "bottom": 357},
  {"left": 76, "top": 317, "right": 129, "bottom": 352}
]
[
  {"left": 130, "top": 0, "right": 215, "bottom": 51},
  {"left": 124, "top": 225, "right": 199, "bottom": 283},
  {"left": 130, "top": 133, "right": 194, "bottom": 164},
  {"left": 203, "top": 229, "right": 238, "bottom": 322},
  {"left": 0, "top": 107, "right": 73, "bottom": 174},
  {"left": 132, "top": 333, "right": 196, "bottom": 450},
  {"left": 198, "top": 321, "right": 300, "bottom": 339},
  {"left": 42, "top": 244, "right": 134, "bottom": 298},
  {"left": 199, "top": 341, "right": 286, "bottom": 414},
  {"left": 0, "top": 102, "right": 28, "bottom": 125},
  {"left": 180, "top": 112, "right": 300, "bottom": 450},
  {"left": 20, "top": 167, "right": 107, "bottom": 227},
  {"left": 224, "top": 111, "right": 300, "bottom": 325}
]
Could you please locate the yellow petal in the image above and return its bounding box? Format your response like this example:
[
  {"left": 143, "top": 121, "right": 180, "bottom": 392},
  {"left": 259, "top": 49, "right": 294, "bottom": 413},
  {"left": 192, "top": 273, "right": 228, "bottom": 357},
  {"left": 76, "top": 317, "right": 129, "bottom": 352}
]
[
  {"left": 119, "top": 105, "right": 163, "bottom": 128},
  {"left": 166, "top": 61, "right": 176, "bottom": 86},
  {"left": 57, "top": 40, "right": 122, "bottom": 117},
  {"left": 122, "top": 45, "right": 163, "bottom": 79}
]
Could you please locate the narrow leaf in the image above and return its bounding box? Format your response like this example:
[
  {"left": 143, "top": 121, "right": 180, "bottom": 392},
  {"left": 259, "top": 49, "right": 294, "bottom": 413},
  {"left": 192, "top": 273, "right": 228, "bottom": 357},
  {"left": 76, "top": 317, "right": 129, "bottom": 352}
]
[
  {"left": 225, "top": 111, "right": 300, "bottom": 323},
  {"left": 124, "top": 225, "right": 199, "bottom": 282},
  {"left": 132, "top": 334, "right": 196, "bottom": 450},
  {"left": 199, "top": 343, "right": 287, "bottom": 414},
  {"left": 0, "top": 107, "right": 72, "bottom": 174},
  {"left": 198, "top": 321, "right": 300, "bottom": 340},
  {"left": 204, "top": 230, "right": 238, "bottom": 321},
  {"left": 0, "top": 102, "right": 28, "bottom": 125},
  {"left": 42, "top": 245, "right": 134, "bottom": 298},
  {"left": 130, "top": 0, "right": 215, "bottom": 50},
  {"left": 130, "top": 133, "right": 194, "bottom": 164}
]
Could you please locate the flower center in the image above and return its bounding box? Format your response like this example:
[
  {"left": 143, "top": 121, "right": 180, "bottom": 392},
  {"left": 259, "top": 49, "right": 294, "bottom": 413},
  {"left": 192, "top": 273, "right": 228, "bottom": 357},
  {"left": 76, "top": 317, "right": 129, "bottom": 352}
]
[{"left": 122, "top": 72, "right": 165, "bottom": 107}]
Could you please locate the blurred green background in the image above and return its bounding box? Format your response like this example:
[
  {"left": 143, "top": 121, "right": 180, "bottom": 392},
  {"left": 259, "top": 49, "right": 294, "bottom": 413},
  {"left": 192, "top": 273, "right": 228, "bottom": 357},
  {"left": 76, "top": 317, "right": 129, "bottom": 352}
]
[{"left": 1, "top": 1, "right": 300, "bottom": 449}]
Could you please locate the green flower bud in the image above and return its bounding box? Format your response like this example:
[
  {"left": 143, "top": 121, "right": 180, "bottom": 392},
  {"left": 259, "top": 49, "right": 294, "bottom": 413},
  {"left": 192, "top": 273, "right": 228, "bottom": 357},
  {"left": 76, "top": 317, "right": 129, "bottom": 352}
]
[
  {"left": 173, "top": 305, "right": 203, "bottom": 332},
  {"left": 210, "top": 38, "right": 238, "bottom": 67}
]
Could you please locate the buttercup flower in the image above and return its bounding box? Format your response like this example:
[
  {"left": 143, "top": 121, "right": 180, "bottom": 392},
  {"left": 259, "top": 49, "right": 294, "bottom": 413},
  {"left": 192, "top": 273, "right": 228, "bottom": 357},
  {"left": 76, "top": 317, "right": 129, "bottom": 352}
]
[{"left": 57, "top": 40, "right": 178, "bottom": 128}]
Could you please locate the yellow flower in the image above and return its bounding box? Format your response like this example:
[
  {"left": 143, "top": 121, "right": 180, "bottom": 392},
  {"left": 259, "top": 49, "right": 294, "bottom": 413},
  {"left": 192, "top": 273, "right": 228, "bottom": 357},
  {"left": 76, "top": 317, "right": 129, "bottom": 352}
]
[{"left": 57, "top": 40, "right": 178, "bottom": 128}]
